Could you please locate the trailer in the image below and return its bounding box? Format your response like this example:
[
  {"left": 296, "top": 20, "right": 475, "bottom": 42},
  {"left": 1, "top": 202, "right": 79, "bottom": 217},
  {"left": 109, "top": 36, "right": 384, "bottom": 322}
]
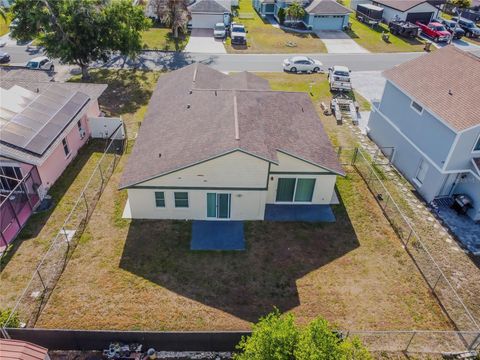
[
  {"left": 389, "top": 20, "right": 420, "bottom": 38},
  {"left": 330, "top": 94, "right": 359, "bottom": 126},
  {"left": 356, "top": 4, "right": 384, "bottom": 26}
]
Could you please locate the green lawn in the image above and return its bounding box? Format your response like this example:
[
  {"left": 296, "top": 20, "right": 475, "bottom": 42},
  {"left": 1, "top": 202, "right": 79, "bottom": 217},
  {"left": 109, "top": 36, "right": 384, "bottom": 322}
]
[
  {"left": 225, "top": 0, "right": 326, "bottom": 53},
  {"left": 0, "top": 13, "right": 11, "bottom": 36},
  {"left": 142, "top": 27, "right": 189, "bottom": 51},
  {"left": 347, "top": 17, "right": 429, "bottom": 53}
]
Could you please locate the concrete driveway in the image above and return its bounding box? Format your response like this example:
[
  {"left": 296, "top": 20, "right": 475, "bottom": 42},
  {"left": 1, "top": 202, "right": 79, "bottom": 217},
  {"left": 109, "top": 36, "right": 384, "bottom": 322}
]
[
  {"left": 350, "top": 71, "right": 386, "bottom": 102},
  {"left": 184, "top": 29, "right": 226, "bottom": 54},
  {"left": 316, "top": 30, "right": 369, "bottom": 54}
]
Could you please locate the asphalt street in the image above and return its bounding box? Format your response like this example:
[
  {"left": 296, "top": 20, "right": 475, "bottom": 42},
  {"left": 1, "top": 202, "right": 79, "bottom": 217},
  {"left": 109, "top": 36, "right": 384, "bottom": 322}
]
[{"left": 1, "top": 32, "right": 479, "bottom": 73}]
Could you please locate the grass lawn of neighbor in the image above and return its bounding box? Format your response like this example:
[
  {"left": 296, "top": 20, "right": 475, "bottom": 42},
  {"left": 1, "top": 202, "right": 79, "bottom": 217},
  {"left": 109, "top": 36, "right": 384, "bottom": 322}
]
[
  {"left": 142, "top": 27, "right": 189, "bottom": 51},
  {"left": 225, "top": 0, "right": 326, "bottom": 53},
  {"left": 33, "top": 71, "right": 450, "bottom": 332}
]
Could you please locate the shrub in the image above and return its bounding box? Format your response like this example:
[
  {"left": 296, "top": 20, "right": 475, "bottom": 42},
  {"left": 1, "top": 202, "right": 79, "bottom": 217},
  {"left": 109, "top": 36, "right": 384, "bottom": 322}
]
[
  {"left": 234, "top": 309, "right": 298, "bottom": 360},
  {"left": 0, "top": 308, "right": 20, "bottom": 328},
  {"left": 277, "top": 8, "right": 286, "bottom": 25},
  {"left": 235, "top": 311, "right": 372, "bottom": 360}
]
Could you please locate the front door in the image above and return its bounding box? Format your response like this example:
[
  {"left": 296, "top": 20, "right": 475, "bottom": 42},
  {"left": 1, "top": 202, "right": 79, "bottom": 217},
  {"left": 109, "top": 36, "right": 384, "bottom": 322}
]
[{"left": 207, "top": 193, "right": 231, "bottom": 219}]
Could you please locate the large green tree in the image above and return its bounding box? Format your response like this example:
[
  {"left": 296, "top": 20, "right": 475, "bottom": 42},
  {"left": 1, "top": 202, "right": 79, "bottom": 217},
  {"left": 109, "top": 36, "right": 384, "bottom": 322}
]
[
  {"left": 150, "top": 0, "right": 190, "bottom": 38},
  {"left": 234, "top": 310, "right": 372, "bottom": 360},
  {"left": 449, "top": 0, "right": 472, "bottom": 9},
  {"left": 10, "top": 0, "right": 151, "bottom": 79}
]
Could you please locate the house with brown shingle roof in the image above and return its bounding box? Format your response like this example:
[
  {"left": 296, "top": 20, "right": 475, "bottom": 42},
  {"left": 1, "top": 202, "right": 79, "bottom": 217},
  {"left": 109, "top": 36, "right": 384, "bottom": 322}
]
[
  {"left": 367, "top": 46, "right": 480, "bottom": 221},
  {"left": 120, "top": 64, "right": 344, "bottom": 248}
]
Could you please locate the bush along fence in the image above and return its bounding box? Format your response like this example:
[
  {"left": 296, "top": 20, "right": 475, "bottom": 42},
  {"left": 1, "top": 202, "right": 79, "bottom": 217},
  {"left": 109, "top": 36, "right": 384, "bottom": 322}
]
[
  {"left": 1, "top": 125, "right": 126, "bottom": 332},
  {"left": 352, "top": 148, "right": 480, "bottom": 344}
]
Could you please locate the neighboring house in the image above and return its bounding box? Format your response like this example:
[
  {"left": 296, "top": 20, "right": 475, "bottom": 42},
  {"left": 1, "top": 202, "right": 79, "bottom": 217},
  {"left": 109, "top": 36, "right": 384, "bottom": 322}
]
[
  {"left": 304, "top": 0, "right": 352, "bottom": 30},
  {"left": 254, "top": 0, "right": 351, "bottom": 31},
  {"left": 0, "top": 80, "right": 107, "bottom": 247},
  {"left": 188, "top": 0, "right": 232, "bottom": 29},
  {"left": 367, "top": 46, "right": 480, "bottom": 221},
  {"left": 120, "top": 64, "right": 344, "bottom": 222},
  {"left": 370, "top": 0, "right": 440, "bottom": 23},
  {"left": 0, "top": 339, "right": 50, "bottom": 360}
]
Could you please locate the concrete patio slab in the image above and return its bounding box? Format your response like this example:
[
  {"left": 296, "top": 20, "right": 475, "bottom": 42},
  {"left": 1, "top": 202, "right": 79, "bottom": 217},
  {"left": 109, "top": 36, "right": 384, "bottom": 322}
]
[
  {"left": 434, "top": 198, "right": 480, "bottom": 255},
  {"left": 191, "top": 220, "right": 245, "bottom": 251},
  {"left": 184, "top": 29, "right": 226, "bottom": 54},
  {"left": 315, "top": 30, "right": 369, "bottom": 54},
  {"left": 350, "top": 71, "right": 386, "bottom": 103},
  {"left": 264, "top": 204, "right": 336, "bottom": 222}
]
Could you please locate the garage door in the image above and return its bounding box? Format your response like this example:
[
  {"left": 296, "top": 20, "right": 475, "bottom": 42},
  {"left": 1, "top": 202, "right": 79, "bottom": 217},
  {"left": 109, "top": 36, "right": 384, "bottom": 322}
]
[
  {"left": 311, "top": 15, "right": 345, "bottom": 31},
  {"left": 406, "top": 12, "right": 433, "bottom": 23},
  {"left": 191, "top": 13, "right": 224, "bottom": 28}
]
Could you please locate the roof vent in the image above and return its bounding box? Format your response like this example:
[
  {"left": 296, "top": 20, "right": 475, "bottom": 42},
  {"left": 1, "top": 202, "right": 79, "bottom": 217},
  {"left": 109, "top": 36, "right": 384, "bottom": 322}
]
[
  {"left": 189, "top": 90, "right": 193, "bottom": 94},
  {"left": 158, "top": 153, "right": 162, "bottom": 158},
  {"left": 215, "top": 90, "right": 217, "bottom": 96},
  {"left": 301, "top": 107, "right": 304, "bottom": 112},
  {"left": 448, "top": 89, "right": 453, "bottom": 96},
  {"left": 187, "top": 104, "right": 191, "bottom": 109},
  {"left": 36, "top": 88, "right": 40, "bottom": 93}
]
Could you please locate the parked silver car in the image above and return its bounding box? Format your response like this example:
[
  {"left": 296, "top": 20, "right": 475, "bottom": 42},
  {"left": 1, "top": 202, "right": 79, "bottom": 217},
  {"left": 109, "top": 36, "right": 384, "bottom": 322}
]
[{"left": 282, "top": 56, "right": 322, "bottom": 73}]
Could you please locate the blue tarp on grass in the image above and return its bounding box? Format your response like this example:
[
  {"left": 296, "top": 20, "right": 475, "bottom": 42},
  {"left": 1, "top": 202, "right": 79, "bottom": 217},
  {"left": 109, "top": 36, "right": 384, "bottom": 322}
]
[
  {"left": 264, "top": 204, "right": 336, "bottom": 222},
  {"left": 191, "top": 220, "right": 245, "bottom": 251}
]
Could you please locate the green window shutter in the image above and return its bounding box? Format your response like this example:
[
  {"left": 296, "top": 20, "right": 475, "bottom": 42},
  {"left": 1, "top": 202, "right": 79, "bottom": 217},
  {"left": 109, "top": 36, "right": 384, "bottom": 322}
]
[
  {"left": 174, "top": 192, "right": 189, "bottom": 208},
  {"left": 294, "top": 178, "right": 316, "bottom": 202},
  {"left": 207, "top": 193, "right": 216, "bottom": 217},
  {"left": 276, "top": 178, "right": 296, "bottom": 202},
  {"left": 155, "top": 191, "right": 165, "bottom": 207}
]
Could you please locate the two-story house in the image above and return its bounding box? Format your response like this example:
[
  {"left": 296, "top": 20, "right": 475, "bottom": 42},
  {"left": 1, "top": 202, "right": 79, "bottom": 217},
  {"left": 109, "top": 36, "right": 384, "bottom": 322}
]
[
  {"left": 120, "top": 64, "right": 344, "bottom": 225},
  {"left": 367, "top": 46, "right": 480, "bottom": 221}
]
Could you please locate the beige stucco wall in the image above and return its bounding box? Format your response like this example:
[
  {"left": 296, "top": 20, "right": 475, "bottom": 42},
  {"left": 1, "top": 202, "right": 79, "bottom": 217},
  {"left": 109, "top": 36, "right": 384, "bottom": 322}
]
[
  {"left": 138, "top": 151, "right": 269, "bottom": 188},
  {"left": 127, "top": 188, "right": 267, "bottom": 220},
  {"left": 126, "top": 150, "right": 339, "bottom": 220}
]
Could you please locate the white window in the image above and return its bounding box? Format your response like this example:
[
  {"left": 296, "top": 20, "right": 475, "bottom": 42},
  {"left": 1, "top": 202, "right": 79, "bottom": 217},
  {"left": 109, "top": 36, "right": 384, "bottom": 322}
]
[
  {"left": 414, "top": 159, "right": 429, "bottom": 185},
  {"left": 62, "top": 138, "right": 70, "bottom": 157},
  {"left": 410, "top": 101, "right": 423, "bottom": 114}
]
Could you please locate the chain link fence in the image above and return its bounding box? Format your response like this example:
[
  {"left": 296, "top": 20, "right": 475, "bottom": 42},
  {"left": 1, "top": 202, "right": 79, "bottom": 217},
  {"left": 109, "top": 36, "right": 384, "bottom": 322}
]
[
  {"left": 352, "top": 148, "right": 480, "bottom": 337},
  {"left": 2, "top": 126, "right": 125, "bottom": 330}
]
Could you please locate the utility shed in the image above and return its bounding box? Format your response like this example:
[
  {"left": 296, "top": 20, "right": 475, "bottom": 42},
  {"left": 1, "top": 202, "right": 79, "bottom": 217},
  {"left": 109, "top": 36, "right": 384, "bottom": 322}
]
[{"left": 371, "top": 0, "right": 440, "bottom": 23}]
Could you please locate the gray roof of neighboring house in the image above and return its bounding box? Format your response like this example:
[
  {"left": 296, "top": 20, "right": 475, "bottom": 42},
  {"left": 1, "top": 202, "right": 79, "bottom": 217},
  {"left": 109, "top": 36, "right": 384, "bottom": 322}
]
[
  {"left": 383, "top": 46, "right": 480, "bottom": 132},
  {"left": 189, "top": 0, "right": 230, "bottom": 13},
  {"left": 306, "top": 0, "right": 352, "bottom": 14},
  {"left": 0, "top": 82, "right": 106, "bottom": 166},
  {"left": 372, "top": 0, "right": 434, "bottom": 12},
  {"left": 0, "top": 67, "right": 54, "bottom": 82},
  {"left": 120, "top": 64, "right": 344, "bottom": 189}
]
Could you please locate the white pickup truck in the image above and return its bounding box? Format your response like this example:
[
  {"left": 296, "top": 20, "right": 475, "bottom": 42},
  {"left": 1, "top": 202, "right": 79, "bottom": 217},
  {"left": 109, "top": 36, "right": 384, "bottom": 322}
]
[{"left": 328, "top": 65, "right": 352, "bottom": 92}]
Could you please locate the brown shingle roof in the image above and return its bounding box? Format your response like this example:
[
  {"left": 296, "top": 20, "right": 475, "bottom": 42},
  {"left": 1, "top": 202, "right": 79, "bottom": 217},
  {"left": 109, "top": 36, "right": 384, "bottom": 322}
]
[
  {"left": 306, "top": 0, "right": 352, "bottom": 15},
  {"left": 372, "top": 0, "right": 430, "bottom": 11},
  {"left": 383, "top": 46, "right": 480, "bottom": 132},
  {"left": 120, "top": 64, "right": 344, "bottom": 188}
]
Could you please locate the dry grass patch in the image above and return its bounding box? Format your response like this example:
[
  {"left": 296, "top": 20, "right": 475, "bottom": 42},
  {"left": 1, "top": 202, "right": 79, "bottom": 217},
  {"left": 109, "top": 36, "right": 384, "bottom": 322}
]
[{"left": 35, "top": 74, "right": 449, "bottom": 332}]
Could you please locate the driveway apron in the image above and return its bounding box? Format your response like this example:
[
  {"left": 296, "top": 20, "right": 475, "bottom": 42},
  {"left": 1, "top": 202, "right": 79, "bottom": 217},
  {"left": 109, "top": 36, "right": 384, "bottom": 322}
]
[
  {"left": 185, "top": 29, "right": 227, "bottom": 54},
  {"left": 316, "top": 30, "right": 369, "bottom": 53}
]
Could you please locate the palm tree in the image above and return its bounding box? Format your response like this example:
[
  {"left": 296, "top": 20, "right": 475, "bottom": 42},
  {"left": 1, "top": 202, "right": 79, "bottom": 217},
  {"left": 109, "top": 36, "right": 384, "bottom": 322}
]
[
  {"left": 285, "top": 1, "right": 305, "bottom": 26},
  {"left": 0, "top": 6, "right": 7, "bottom": 21}
]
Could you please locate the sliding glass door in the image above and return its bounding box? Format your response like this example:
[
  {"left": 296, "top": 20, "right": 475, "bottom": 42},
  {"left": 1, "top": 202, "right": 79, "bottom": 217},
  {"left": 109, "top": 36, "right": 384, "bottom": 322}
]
[
  {"left": 276, "top": 178, "right": 316, "bottom": 203},
  {"left": 207, "top": 193, "right": 231, "bottom": 219}
]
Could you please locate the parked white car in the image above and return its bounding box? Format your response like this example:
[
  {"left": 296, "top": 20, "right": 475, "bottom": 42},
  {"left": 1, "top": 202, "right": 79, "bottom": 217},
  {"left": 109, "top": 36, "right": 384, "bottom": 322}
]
[
  {"left": 26, "top": 56, "right": 54, "bottom": 71},
  {"left": 282, "top": 56, "right": 323, "bottom": 73},
  {"left": 328, "top": 65, "right": 352, "bottom": 92},
  {"left": 214, "top": 23, "right": 227, "bottom": 39}
]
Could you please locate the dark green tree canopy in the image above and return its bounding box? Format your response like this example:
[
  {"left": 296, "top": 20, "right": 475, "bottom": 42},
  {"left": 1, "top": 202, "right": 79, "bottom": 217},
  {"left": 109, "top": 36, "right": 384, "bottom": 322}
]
[{"left": 10, "top": 0, "right": 151, "bottom": 79}]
